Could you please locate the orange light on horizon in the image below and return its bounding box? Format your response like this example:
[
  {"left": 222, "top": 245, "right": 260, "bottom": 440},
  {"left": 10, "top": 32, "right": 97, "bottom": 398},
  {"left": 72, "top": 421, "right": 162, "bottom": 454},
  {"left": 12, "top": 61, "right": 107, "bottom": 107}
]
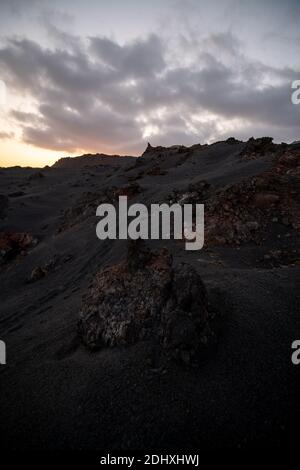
[{"left": 0, "top": 140, "right": 71, "bottom": 167}]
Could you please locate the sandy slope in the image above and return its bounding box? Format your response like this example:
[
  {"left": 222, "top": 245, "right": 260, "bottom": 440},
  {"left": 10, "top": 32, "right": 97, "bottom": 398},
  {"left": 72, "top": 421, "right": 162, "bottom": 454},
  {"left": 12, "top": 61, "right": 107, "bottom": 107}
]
[{"left": 0, "top": 140, "right": 299, "bottom": 450}]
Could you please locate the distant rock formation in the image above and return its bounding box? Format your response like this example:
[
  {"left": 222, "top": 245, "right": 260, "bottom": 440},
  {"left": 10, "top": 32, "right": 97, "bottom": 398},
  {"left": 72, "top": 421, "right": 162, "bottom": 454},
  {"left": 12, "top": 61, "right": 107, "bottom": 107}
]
[
  {"left": 141, "top": 142, "right": 193, "bottom": 158},
  {"left": 52, "top": 152, "right": 136, "bottom": 169},
  {"left": 240, "top": 136, "right": 280, "bottom": 160}
]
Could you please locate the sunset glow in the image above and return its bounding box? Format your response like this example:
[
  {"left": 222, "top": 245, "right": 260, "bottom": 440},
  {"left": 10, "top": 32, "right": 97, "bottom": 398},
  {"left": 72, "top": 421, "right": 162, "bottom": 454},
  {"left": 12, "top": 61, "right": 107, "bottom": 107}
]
[{"left": 0, "top": 0, "right": 299, "bottom": 167}]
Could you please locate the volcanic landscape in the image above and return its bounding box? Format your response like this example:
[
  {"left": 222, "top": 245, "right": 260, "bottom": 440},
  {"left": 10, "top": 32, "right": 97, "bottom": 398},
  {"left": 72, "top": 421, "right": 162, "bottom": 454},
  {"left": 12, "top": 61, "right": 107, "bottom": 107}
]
[{"left": 0, "top": 137, "right": 299, "bottom": 449}]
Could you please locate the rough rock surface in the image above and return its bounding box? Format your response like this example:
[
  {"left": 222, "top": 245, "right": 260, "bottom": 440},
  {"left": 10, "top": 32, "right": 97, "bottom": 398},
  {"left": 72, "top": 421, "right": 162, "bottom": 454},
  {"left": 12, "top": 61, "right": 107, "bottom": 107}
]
[
  {"left": 165, "top": 141, "right": 300, "bottom": 246},
  {"left": 78, "top": 241, "right": 209, "bottom": 363},
  {"left": 58, "top": 183, "right": 141, "bottom": 233},
  {"left": 0, "top": 232, "right": 38, "bottom": 265},
  {"left": 240, "top": 136, "right": 280, "bottom": 160},
  {"left": 204, "top": 145, "right": 300, "bottom": 244}
]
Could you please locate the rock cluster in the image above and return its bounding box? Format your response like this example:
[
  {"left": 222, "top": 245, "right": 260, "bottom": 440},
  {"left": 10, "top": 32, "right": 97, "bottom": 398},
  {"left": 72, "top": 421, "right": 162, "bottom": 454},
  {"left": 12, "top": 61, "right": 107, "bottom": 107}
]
[
  {"left": 78, "top": 241, "right": 210, "bottom": 364},
  {"left": 170, "top": 180, "right": 211, "bottom": 205},
  {"left": 0, "top": 232, "right": 38, "bottom": 265},
  {"left": 58, "top": 190, "right": 104, "bottom": 232},
  {"left": 261, "top": 248, "right": 300, "bottom": 268},
  {"left": 58, "top": 183, "right": 141, "bottom": 232},
  {"left": 167, "top": 144, "right": 300, "bottom": 246},
  {"left": 240, "top": 136, "right": 279, "bottom": 160},
  {"left": 29, "top": 253, "right": 73, "bottom": 282}
]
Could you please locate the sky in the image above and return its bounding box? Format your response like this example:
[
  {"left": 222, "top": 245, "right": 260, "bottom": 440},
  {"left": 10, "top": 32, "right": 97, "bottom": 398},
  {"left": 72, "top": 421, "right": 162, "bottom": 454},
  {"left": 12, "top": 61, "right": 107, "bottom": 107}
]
[{"left": 0, "top": 0, "right": 299, "bottom": 167}]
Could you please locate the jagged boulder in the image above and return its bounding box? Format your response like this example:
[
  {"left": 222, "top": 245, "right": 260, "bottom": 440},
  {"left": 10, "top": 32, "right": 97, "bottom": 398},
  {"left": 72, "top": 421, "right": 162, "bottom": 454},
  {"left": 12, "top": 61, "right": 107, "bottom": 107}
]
[{"left": 78, "top": 241, "right": 209, "bottom": 363}]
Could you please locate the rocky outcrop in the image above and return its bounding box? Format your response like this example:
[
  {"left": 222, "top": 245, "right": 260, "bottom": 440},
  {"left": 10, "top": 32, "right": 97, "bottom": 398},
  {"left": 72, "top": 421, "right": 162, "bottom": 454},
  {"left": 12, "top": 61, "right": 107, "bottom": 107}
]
[
  {"left": 240, "top": 136, "right": 282, "bottom": 160},
  {"left": 52, "top": 153, "right": 135, "bottom": 169},
  {"left": 58, "top": 183, "right": 141, "bottom": 233},
  {"left": 78, "top": 241, "right": 210, "bottom": 364},
  {"left": 142, "top": 142, "right": 192, "bottom": 156},
  {"left": 167, "top": 143, "right": 300, "bottom": 246},
  {"left": 0, "top": 232, "right": 38, "bottom": 265}
]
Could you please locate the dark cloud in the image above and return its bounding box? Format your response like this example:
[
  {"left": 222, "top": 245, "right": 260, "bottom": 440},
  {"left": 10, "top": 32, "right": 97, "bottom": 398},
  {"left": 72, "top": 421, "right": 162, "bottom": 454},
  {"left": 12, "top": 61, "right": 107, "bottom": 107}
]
[
  {"left": 90, "top": 34, "right": 166, "bottom": 78},
  {"left": 23, "top": 102, "right": 142, "bottom": 153},
  {"left": 0, "top": 0, "right": 40, "bottom": 16},
  {"left": 0, "top": 29, "right": 299, "bottom": 155}
]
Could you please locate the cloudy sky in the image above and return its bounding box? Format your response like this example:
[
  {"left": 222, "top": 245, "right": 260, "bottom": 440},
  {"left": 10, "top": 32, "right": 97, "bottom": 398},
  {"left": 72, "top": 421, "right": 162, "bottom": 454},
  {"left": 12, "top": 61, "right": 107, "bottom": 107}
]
[{"left": 0, "top": 0, "right": 299, "bottom": 166}]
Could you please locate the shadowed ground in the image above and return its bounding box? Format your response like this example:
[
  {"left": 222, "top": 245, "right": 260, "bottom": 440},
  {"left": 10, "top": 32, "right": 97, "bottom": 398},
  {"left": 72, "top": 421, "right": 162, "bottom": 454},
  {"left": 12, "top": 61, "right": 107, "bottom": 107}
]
[{"left": 0, "top": 139, "right": 299, "bottom": 449}]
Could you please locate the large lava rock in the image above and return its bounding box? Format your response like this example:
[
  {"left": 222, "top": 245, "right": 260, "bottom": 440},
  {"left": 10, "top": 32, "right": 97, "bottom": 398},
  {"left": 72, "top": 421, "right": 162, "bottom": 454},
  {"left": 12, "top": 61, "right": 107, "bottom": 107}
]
[{"left": 78, "top": 241, "right": 209, "bottom": 363}]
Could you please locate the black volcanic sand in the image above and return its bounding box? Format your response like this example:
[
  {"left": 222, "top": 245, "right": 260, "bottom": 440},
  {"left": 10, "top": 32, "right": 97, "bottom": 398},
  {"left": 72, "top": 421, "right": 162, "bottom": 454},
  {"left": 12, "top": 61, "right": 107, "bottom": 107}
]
[{"left": 0, "top": 141, "right": 299, "bottom": 450}]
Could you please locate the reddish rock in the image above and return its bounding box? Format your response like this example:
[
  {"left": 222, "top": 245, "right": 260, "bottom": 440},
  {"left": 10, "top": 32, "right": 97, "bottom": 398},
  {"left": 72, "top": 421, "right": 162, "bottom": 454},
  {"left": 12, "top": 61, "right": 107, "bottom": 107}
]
[
  {"left": 253, "top": 193, "right": 279, "bottom": 208},
  {"left": 117, "top": 183, "right": 141, "bottom": 198},
  {"left": 0, "top": 232, "right": 37, "bottom": 264},
  {"left": 78, "top": 241, "right": 210, "bottom": 364}
]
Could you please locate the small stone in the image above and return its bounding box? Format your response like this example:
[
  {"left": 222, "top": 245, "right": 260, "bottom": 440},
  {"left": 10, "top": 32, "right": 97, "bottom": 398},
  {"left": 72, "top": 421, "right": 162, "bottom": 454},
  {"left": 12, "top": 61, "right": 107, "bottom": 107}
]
[{"left": 30, "top": 266, "right": 46, "bottom": 282}]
